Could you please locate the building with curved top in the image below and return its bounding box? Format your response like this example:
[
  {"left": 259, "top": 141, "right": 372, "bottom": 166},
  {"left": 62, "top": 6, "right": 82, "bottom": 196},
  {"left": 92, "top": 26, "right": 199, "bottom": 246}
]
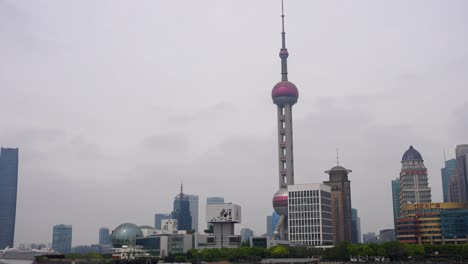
[
  {"left": 324, "top": 165, "right": 352, "bottom": 243},
  {"left": 399, "top": 146, "right": 432, "bottom": 208},
  {"left": 111, "top": 223, "right": 143, "bottom": 248}
]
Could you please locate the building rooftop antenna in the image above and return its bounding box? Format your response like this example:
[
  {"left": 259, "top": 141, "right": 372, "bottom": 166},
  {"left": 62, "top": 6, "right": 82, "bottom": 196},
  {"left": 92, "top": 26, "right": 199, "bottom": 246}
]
[{"left": 336, "top": 148, "right": 340, "bottom": 166}]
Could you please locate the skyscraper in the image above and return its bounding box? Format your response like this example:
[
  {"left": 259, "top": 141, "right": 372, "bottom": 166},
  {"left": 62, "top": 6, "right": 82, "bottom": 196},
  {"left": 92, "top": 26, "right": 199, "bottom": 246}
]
[
  {"left": 351, "top": 208, "right": 361, "bottom": 244},
  {"left": 324, "top": 164, "right": 353, "bottom": 243},
  {"left": 441, "top": 159, "right": 457, "bottom": 202},
  {"left": 271, "top": 1, "right": 299, "bottom": 241},
  {"left": 171, "top": 185, "right": 192, "bottom": 231},
  {"left": 266, "top": 215, "right": 272, "bottom": 237},
  {"left": 99, "top": 227, "right": 111, "bottom": 245},
  {"left": 0, "top": 148, "right": 19, "bottom": 249},
  {"left": 391, "top": 178, "right": 400, "bottom": 229},
  {"left": 455, "top": 144, "right": 468, "bottom": 202},
  {"left": 186, "top": 194, "right": 199, "bottom": 232},
  {"left": 399, "top": 146, "right": 431, "bottom": 207},
  {"left": 154, "top": 213, "right": 171, "bottom": 229},
  {"left": 52, "top": 224, "right": 72, "bottom": 254}
]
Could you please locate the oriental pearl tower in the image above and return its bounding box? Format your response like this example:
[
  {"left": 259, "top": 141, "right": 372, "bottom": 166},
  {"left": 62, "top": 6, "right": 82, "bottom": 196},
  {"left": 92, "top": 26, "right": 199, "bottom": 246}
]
[{"left": 271, "top": 0, "right": 299, "bottom": 240}]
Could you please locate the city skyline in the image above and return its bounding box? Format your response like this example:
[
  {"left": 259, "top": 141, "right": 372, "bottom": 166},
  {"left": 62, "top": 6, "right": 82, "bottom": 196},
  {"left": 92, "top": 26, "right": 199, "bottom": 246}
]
[{"left": 1, "top": 0, "right": 467, "bottom": 245}]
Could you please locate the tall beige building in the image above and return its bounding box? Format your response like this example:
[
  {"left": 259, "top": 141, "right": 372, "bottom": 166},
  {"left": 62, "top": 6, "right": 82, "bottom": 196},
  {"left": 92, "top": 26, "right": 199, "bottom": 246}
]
[
  {"left": 399, "top": 146, "right": 432, "bottom": 208},
  {"left": 323, "top": 165, "right": 352, "bottom": 243}
]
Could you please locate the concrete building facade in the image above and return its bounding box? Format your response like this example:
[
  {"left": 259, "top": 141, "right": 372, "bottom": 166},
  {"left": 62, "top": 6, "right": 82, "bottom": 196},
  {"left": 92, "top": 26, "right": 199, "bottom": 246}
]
[
  {"left": 287, "top": 183, "right": 333, "bottom": 246},
  {"left": 323, "top": 165, "right": 353, "bottom": 243},
  {"left": 206, "top": 203, "right": 242, "bottom": 248}
]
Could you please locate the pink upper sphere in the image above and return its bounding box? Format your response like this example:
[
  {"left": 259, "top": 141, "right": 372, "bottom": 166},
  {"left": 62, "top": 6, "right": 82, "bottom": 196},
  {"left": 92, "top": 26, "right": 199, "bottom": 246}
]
[{"left": 272, "top": 81, "right": 299, "bottom": 99}]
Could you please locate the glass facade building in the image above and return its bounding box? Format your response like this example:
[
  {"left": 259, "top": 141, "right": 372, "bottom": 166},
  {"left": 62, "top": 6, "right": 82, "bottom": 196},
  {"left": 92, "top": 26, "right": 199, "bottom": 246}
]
[
  {"left": 172, "top": 187, "right": 192, "bottom": 231},
  {"left": 99, "top": 227, "right": 111, "bottom": 245},
  {"left": 441, "top": 159, "right": 457, "bottom": 202},
  {"left": 0, "top": 148, "right": 19, "bottom": 249},
  {"left": 441, "top": 209, "right": 468, "bottom": 240},
  {"left": 351, "top": 208, "right": 361, "bottom": 243},
  {"left": 186, "top": 195, "right": 199, "bottom": 232},
  {"left": 52, "top": 224, "right": 72, "bottom": 254}
]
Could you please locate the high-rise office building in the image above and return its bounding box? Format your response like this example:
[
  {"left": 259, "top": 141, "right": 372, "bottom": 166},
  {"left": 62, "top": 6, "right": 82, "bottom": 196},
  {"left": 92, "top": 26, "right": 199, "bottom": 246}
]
[
  {"left": 154, "top": 213, "right": 171, "bottom": 229},
  {"left": 351, "top": 208, "right": 361, "bottom": 244},
  {"left": 99, "top": 227, "right": 111, "bottom": 245},
  {"left": 456, "top": 144, "right": 468, "bottom": 202},
  {"left": 399, "top": 146, "right": 431, "bottom": 207},
  {"left": 441, "top": 159, "right": 457, "bottom": 202},
  {"left": 323, "top": 164, "right": 353, "bottom": 243},
  {"left": 287, "top": 183, "right": 333, "bottom": 246},
  {"left": 186, "top": 195, "right": 199, "bottom": 232},
  {"left": 266, "top": 215, "right": 272, "bottom": 237},
  {"left": 362, "top": 232, "right": 378, "bottom": 244},
  {"left": 171, "top": 185, "right": 192, "bottom": 231},
  {"left": 271, "top": 2, "right": 299, "bottom": 241},
  {"left": 0, "top": 148, "right": 19, "bottom": 249},
  {"left": 206, "top": 197, "right": 224, "bottom": 205},
  {"left": 391, "top": 178, "right": 400, "bottom": 229},
  {"left": 240, "top": 228, "right": 254, "bottom": 243},
  {"left": 52, "top": 224, "right": 72, "bottom": 254}
]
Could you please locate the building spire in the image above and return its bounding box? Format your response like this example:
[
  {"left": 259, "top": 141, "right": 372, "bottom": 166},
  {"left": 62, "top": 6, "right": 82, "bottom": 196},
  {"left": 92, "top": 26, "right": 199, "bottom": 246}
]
[
  {"left": 279, "top": 0, "right": 289, "bottom": 82},
  {"left": 336, "top": 148, "right": 340, "bottom": 166}
]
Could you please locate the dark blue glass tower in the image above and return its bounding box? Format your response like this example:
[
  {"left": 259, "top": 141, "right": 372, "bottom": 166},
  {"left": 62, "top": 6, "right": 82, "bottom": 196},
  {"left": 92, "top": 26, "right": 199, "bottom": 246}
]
[
  {"left": 441, "top": 159, "right": 457, "bottom": 202},
  {"left": 0, "top": 148, "right": 19, "bottom": 249},
  {"left": 171, "top": 185, "right": 192, "bottom": 231}
]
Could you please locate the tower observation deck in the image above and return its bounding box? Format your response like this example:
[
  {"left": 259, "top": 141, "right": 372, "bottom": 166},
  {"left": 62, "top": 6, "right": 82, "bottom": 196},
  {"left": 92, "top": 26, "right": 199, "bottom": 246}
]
[{"left": 271, "top": 0, "right": 299, "bottom": 240}]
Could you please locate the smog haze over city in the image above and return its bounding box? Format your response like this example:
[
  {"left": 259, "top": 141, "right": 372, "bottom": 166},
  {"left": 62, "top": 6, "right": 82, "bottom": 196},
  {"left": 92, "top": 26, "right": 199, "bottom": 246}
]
[{"left": 1, "top": 0, "right": 467, "bottom": 246}]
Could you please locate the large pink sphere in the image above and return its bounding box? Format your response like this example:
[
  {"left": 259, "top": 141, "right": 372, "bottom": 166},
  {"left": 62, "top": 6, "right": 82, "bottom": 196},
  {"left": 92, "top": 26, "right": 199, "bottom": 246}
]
[
  {"left": 272, "top": 188, "right": 288, "bottom": 216},
  {"left": 272, "top": 81, "right": 299, "bottom": 99}
]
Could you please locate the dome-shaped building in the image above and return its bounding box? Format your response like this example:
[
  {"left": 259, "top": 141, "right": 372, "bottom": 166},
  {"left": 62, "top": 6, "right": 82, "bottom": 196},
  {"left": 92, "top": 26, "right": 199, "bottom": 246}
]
[
  {"left": 111, "top": 223, "right": 143, "bottom": 248},
  {"left": 402, "top": 145, "right": 423, "bottom": 162}
]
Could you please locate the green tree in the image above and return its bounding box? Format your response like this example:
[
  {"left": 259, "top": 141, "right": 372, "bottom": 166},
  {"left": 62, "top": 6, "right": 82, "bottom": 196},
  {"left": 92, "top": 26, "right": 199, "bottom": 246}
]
[{"left": 270, "top": 246, "right": 289, "bottom": 258}]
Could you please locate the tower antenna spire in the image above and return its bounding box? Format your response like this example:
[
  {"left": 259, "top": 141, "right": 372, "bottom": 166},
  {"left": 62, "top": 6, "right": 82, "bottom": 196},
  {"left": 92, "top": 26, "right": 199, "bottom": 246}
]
[
  {"left": 336, "top": 148, "right": 340, "bottom": 166},
  {"left": 279, "top": 0, "right": 289, "bottom": 81}
]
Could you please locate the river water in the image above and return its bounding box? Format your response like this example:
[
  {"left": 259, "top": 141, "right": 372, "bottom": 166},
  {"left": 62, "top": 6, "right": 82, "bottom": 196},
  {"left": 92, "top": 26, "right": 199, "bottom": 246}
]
[{"left": 0, "top": 260, "right": 33, "bottom": 264}]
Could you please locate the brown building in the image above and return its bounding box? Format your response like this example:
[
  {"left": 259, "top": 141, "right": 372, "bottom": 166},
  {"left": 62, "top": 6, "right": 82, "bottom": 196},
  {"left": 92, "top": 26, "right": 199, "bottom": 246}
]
[{"left": 324, "top": 165, "right": 353, "bottom": 243}]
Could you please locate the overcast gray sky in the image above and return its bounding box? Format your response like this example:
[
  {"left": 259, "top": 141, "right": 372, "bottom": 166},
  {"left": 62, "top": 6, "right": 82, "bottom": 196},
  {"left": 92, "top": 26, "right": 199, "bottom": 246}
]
[{"left": 1, "top": 0, "right": 467, "bottom": 246}]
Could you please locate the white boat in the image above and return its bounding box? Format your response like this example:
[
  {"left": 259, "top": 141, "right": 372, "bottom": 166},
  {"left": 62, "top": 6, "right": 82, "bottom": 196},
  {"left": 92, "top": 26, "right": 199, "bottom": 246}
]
[
  {"left": 0, "top": 247, "right": 57, "bottom": 260},
  {"left": 111, "top": 245, "right": 150, "bottom": 260}
]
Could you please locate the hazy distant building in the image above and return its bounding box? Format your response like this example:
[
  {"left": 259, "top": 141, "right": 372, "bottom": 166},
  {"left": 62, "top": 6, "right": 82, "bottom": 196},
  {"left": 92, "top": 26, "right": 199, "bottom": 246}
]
[
  {"left": 324, "top": 165, "right": 353, "bottom": 243},
  {"left": 441, "top": 159, "right": 457, "bottom": 202},
  {"left": 288, "top": 183, "right": 333, "bottom": 246},
  {"left": 172, "top": 185, "right": 192, "bottom": 231},
  {"left": 240, "top": 228, "right": 254, "bottom": 243},
  {"left": 399, "top": 146, "right": 431, "bottom": 207},
  {"left": 154, "top": 213, "right": 171, "bottom": 229},
  {"left": 391, "top": 178, "right": 400, "bottom": 229},
  {"left": 207, "top": 197, "right": 224, "bottom": 205},
  {"left": 99, "top": 227, "right": 111, "bottom": 245},
  {"left": 186, "top": 195, "right": 199, "bottom": 232},
  {"left": 362, "top": 232, "right": 378, "bottom": 244},
  {"left": 0, "top": 148, "right": 19, "bottom": 249},
  {"left": 379, "top": 229, "right": 395, "bottom": 242},
  {"left": 351, "top": 208, "right": 361, "bottom": 243},
  {"left": 266, "top": 215, "right": 272, "bottom": 237},
  {"left": 52, "top": 224, "right": 72, "bottom": 254}
]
